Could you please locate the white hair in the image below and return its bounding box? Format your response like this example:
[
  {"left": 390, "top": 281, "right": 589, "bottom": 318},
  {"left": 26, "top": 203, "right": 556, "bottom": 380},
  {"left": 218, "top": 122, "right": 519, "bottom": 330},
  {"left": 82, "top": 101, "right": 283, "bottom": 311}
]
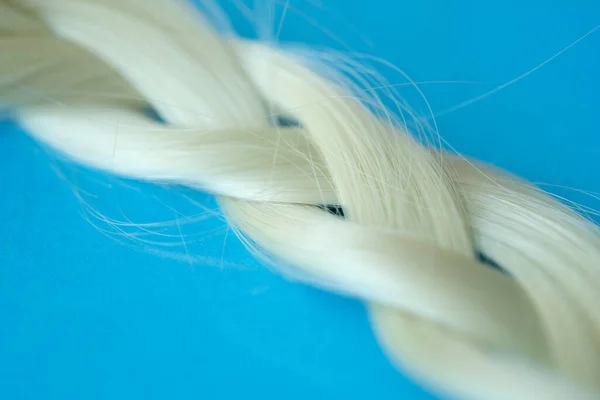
[{"left": 2, "top": 1, "right": 600, "bottom": 398}]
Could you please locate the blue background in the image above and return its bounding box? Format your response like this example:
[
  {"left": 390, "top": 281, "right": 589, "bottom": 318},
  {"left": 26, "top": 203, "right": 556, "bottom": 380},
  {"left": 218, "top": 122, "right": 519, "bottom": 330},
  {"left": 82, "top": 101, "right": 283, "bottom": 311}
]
[{"left": 1, "top": 1, "right": 600, "bottom": 399}]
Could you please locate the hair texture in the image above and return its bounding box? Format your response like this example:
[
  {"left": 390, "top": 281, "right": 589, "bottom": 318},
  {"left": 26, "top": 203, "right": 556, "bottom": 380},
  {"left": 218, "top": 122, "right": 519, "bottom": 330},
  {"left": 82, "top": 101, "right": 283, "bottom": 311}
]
[{"left": 2, "top": 1, "right": 600, "bottom": 399}]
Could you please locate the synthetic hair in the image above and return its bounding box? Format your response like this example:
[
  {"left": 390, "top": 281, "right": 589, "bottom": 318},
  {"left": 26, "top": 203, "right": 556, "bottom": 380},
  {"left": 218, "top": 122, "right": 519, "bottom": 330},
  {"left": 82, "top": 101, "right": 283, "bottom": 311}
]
[{"left": 2, "top": 1, "right": 600, "bottom": 399}]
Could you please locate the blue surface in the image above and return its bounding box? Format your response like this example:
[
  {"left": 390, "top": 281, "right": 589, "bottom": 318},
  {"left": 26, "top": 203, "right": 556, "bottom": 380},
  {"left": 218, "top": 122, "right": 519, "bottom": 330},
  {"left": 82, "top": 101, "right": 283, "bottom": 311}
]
[{"left": 1, "top": 1, "right": 600, "bottom": 399}]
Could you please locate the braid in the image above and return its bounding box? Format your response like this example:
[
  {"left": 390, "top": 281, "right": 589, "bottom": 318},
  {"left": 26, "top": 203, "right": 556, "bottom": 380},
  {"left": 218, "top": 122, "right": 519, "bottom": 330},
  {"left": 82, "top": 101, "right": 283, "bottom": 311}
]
[{"left": 4, "top": 1, "right": 600, "bottom": 398}]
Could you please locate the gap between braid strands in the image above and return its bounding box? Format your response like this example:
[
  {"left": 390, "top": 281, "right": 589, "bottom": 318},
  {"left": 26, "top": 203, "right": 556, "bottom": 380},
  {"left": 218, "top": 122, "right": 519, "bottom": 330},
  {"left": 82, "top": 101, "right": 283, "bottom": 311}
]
[{"left": 2, "top": 1, "right": 600, "bottom": 399}]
